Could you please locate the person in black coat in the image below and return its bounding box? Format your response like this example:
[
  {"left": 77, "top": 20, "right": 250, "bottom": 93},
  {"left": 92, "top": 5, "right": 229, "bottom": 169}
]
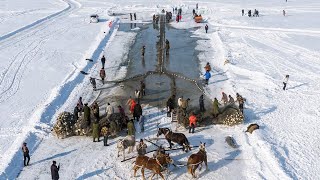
[
  {"left": 101, "top": 55, "right": 106, "bottom": 68},
  {"left": 166, "top": 95, "right": 175, "bottom": 113},
  {"left": 199, "top": 94, "right": 205, "bottom": 112},
  {"left": 22, "top": 142, "right": 30, "bottom": 166},
  {"left": 133, "top": 103, "right": 142, "bottom": 121},
  {"left": 51, "top": 161, "right": 60, "bottom": 180},
  {"left": 205, "top": 24, "right": 208, "bottom": 33}
]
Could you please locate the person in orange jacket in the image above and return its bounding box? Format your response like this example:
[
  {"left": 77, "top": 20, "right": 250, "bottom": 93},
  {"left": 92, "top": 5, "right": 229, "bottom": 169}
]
[
  {"left": 189, "top": 112, "right": 197, "bottom": 133},
  {"left": 130, "top": 99, "right": 136, "bottom": 114}
]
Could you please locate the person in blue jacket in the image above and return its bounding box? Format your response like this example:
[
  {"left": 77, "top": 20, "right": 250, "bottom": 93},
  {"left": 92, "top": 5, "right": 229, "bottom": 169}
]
[{"left": 204, "top": 71, "right": 211, "bottom": 85}]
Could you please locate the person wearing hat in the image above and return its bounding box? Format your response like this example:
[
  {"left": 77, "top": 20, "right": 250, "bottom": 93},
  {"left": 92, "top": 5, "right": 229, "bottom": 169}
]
[
  {"left": 136, "top": 139, "right": 147, "bottom": 155},
  {"left": 51, "top": 160, "right": 60, "bottom": 180},
  {"left": 22, "top": 142, "right": 30, "bottom": 166}
]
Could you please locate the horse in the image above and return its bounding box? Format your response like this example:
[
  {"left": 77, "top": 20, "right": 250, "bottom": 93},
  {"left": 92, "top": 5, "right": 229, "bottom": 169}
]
[
  {"left": 157, "top": 127, "right": 191, "bottom": 152},
  {"left": 187, "top": 142, "right": 208, "bottom": 178},
  {"left": 133, "top": 153, "right": 173, "bottom": 180},
  {"left": 117, "top": 135, "right": 136, "bottom": 160}
]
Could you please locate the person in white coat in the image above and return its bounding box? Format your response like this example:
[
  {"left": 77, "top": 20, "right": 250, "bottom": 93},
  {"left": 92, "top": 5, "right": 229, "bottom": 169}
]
[
  {"left": 283, "top": 75, "right": 289, "bottom": 90},
  {"left": 178, "top": 96, "right": 183, "bottom": 107},
  {"left": 106, "top": 103, "right": 114, "bottom": 120}
]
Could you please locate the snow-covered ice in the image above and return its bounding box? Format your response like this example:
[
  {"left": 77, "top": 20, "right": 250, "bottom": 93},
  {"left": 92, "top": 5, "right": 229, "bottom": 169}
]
[{"left": 1, "top": 0, "right": 320, "bottom": 179}]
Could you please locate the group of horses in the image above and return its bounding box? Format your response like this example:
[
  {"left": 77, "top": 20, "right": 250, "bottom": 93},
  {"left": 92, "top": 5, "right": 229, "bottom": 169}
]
[{"left": 117, "top": 127, "right": 209, "bottom": 179}]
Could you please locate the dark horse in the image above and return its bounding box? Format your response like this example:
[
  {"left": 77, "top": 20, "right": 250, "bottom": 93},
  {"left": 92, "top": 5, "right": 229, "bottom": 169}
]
[{"left": 157, "top": 128, "right": 191, "bottom": 152}]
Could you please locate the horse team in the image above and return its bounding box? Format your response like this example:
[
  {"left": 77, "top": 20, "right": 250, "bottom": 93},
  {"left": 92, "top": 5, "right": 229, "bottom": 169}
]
[{"left": 117, "top": 128, "right": 209, "bottom": 179}]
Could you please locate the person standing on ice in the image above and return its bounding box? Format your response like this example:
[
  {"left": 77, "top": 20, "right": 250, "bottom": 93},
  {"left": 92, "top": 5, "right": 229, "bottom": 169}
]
[
  {"left": 106, "top": 103, "right": 114, "bottom": 120},
  {"left": 90, "top": 77, "right": 97, "bottom": 91},
  {"left": 242, "top": 9, "right": 244, "bottom": 16},
  {"left": 236, "top": 93, "right": 246, "bottom": 114},
  {"left": 99, "top": 67, "right": 106, "bottom": 84},
  {"left": 51, "top": 161, "right": 60, "bottom": 180},
  {"left": 83, "top": 103, "right": 91, "bottom": 126},
  {"left": 140, "top": 81, "right": 146, "bottom": 96},
  {"left": 204, "top": 71, "right": 211, "bottom": 85},
  {"left": 139, "top": 115, "right": 145, "bottom": 133},
  {"left": 165, "top": 39, "right": 170, "bottom": 55},
  {"left": 205, "top": 24, "right": 208, "bottom": 33},
  {"left": 22, "top": 142, "right": 30, "bottom": 166},
  {"left": 101, "top": 55, "right": 106, "bottom": 68},
  {"left": 283, "top": 75, "right": 289, "bottom": 90},
  {"left": 130, "top": 13, "right": 132, "bottom": 21},
  {"left": 134, "top": 13, "right": 137, "bottom": 20},
  {"left": 136, "top": 139, "right": 147, "bottom": 155},
  {"left": 199, "top": 94, "right": 205, "bottom": 112},
  {"left": 221, "top": 92, "right": 228, "bottom": 105},
  {"left": 141, "top": 46, "right": 145, "bottom": 57},
  {"left": 189, "top": 112, "right": 197, "bottom": 133}
]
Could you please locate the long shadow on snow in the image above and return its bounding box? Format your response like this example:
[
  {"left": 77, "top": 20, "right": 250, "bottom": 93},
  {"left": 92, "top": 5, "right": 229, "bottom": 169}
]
[
  {"left": 39, "top": 19, "right": 119, "bottom": 124},
  {"left": 32, "top": 149, "right": 77, "bottom": 166},
  {"left": 75, "top": 166, "right": 112, "bottom": 180}
]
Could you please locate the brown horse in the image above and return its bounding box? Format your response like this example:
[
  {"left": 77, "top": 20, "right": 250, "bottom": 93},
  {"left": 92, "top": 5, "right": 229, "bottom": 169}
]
[
  {"left": 157, "top": 128, "right": 191, "bottom": 152},
  {"left": 187, "top": 142, "right": 208, "bottom": 178},
  {"left": 133, "top": 153, "right": 173, "bottom": 180}
]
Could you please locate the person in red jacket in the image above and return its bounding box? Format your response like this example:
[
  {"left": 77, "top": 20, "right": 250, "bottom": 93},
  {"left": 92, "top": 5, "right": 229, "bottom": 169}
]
[
  {"left": 189, "top": 112, "right": 197, "bottom": 133},
  {"left": 130, "top": 99, "right": 136, "bottom": 114}
]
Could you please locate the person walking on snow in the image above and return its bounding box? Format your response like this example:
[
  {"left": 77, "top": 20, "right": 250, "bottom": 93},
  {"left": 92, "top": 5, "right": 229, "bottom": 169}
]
[
  {"left": 130, "top": 13, "right": 132, "bottom": 21},
  {"left": 100, "top": 67, "right": 106, "bottom": 84},
  {"left": 283, "top": 10, "right": 286, "bottom": 16},
  {"left": 83, "top": 103, "right": 91, "bottom": 126},
  {"left": 283, "top": 75, "right": 289, "bottom": 90},
  {"left": 199, "top": 94, "right": 205, "bottom": 112},
  {"left": 92, "top": 120, "right": 100, "bottom": 142},
  {"left": 204, "top": 71, "right": 211, "bottom": 85},
  {"left": 139, "top": 115, "right": 145, "bottom": 133},
  {"left": 236, "top": 93, "right": 246, "bottom": 114},
  {"left": 101, "top": 55, "right": 106, "bottom": 68},
  {"left": 106, "top": 103, "right": 114, "bottom": 120},
  {"left": 221, "top": 92, "right": 228, "bottom": 105},
  {"left": 134, "top": 13, "right": 137, "bottom": 20},
  {"left": 90, "top": 77, "right": 97, "bottom": 91},
  {"left": 189, "top": 112, "right": 197, "bottom": 133},
  {"left": 51, "top": 161, "right": 60, "bottom": 180},
  {"left": 196, "top": 3, "right": 198, "bottom": 10},
  {"left": 228, "top": 95, "right": 235, "bottom": 104},
  {"left": 22, "top": 142, "right": 30, "bottom": 166},
  {"left": 242, "top": 9, "right": 244, "bottom": 16},
  {"left": 205, "top": 24, "right": 208, "bottom": 33},
  {"left": 213, "top": 98, "right": 220, "bottom": 117},
  {"left": 136, "top": 139, "right": 147, "bottom": 155}
]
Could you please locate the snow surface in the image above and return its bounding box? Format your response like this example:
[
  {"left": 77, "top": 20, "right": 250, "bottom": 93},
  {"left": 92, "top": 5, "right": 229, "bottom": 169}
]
[{"left": 1, "top": 0, "right": 320, "bottom": 179}]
